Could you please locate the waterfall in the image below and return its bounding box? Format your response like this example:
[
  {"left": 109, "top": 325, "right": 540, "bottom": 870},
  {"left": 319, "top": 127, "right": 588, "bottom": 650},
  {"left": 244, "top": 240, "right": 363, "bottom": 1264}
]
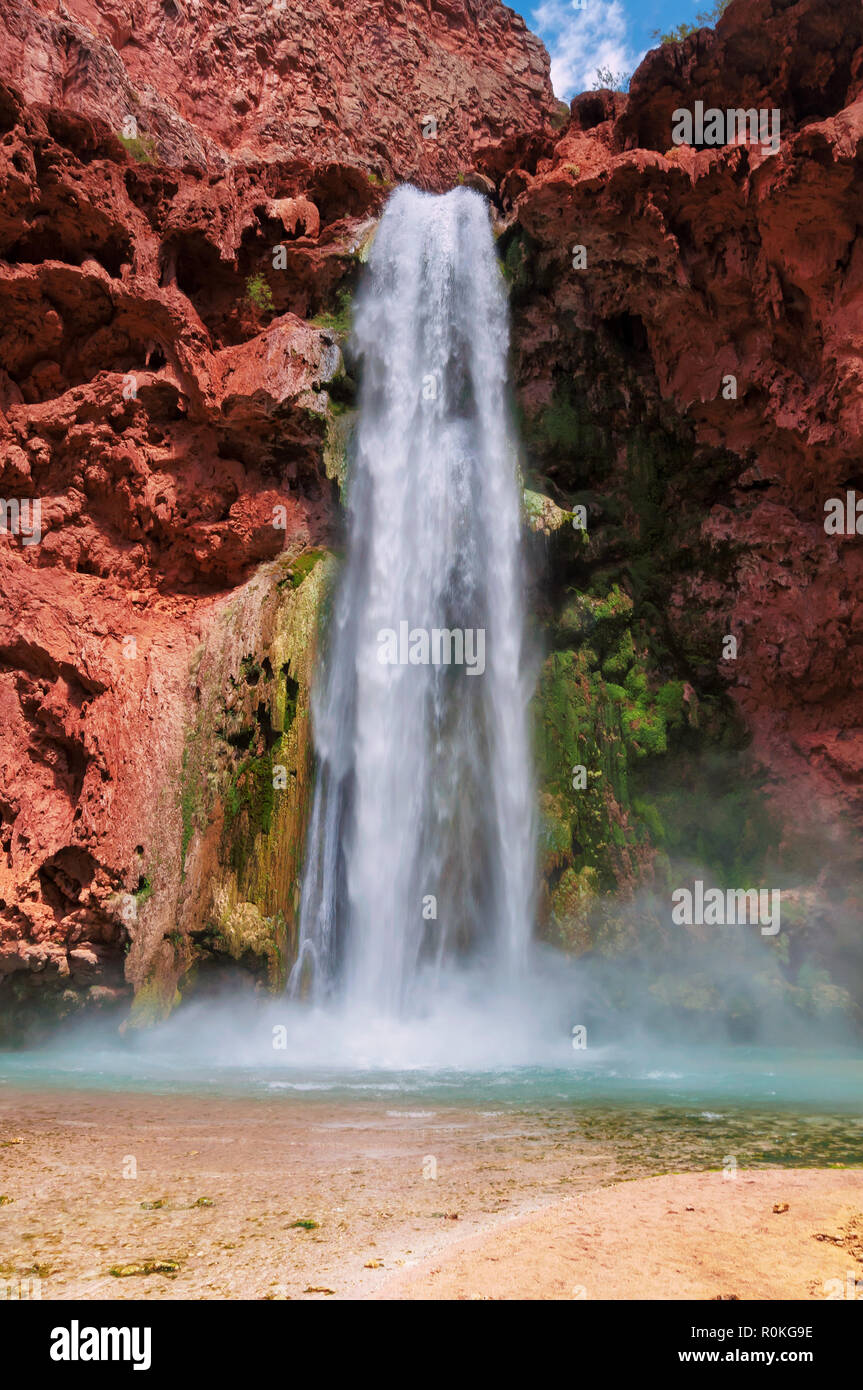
[{"left": 293, "top": 185, "right": 536, "bottom": 1014}]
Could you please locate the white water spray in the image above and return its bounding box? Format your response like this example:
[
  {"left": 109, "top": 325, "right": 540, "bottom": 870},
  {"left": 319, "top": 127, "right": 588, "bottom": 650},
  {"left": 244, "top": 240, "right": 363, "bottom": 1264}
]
[{"left": 293, "top": 185, "right": 536, "bottom": 1014}]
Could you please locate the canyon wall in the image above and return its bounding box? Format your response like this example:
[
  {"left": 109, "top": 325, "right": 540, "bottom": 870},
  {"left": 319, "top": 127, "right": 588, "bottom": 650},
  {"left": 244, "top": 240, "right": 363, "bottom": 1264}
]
[
  {"left": 0, "top": 0, "right": 556, "bottom": 1035},
  {"left": 1, "top": 0, "right": 861, "bottom": 1037},
  {"left": 511, "top": 0, "right": 863, "bottom": 1028},
  {"left": 6, "top": 0, "right": 554, "bottom": 179}
]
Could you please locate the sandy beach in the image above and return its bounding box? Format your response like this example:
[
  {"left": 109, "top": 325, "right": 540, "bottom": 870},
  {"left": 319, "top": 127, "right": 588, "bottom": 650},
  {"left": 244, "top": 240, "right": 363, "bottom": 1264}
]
[
  {"left": 1, "top": 1087, "right": 860, "bottom": 1301},
  {"left": 0, "top": 1086, "right": 616, "bottom": 1300},
  {"left": 372, "top": 1168, "right": 863, "bottom": 1300}
]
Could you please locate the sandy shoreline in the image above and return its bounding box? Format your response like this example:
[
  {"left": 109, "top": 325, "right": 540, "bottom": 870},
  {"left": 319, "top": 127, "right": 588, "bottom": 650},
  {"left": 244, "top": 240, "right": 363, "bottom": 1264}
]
[
  {"left": 1, "top": 1086, "right": 860, "bottom": 1300},
  {"left": 0, "top": 1085, "right": 616, "bottom": 1300},
  {"left": 370, "top": 1169, "right": 863, "bottom": 1300}
]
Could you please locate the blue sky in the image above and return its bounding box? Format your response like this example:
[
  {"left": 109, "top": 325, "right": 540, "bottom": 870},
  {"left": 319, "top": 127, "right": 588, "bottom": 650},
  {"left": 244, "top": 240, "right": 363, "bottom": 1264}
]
[{"left": 508, "top": 0, "right": 717, "bottom": 98}]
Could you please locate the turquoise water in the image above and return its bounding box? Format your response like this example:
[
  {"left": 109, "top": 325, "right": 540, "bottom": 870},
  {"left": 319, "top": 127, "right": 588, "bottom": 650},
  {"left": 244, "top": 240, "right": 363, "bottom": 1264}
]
[
  {"left": 2, "top": 1039, "right": 861, "bottom": 1108},
  {"left": 2, "top": 1036, "right": 861, "bottom": 1173}
]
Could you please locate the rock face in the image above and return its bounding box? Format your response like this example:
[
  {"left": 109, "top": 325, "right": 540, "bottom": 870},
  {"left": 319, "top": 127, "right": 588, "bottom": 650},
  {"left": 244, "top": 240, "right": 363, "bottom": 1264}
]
[
  {"left": 5, "top": 0, "right": 555, "bottom": 181},
  {"left": 508, "top": 0, "right": 863, "bottom": 1025},
  {"left": 0, "top": 0, "right": 555, "bottom": 1036},
  {"left": 513, "top": 0, "right": 863, "bottom": 823},
  {"left": 0, "top": 0, "right": 861, "bottom": 1037}
]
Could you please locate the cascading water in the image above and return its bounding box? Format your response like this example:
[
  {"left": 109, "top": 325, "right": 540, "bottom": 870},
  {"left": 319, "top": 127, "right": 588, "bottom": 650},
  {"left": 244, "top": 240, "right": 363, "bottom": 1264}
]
[{"left": 292, "top": 185, "right": 536, "bottom": 1015}]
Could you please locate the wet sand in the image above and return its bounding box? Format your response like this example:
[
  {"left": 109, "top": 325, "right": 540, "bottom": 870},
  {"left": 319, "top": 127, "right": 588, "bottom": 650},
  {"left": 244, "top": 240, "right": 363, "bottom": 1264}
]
[
  {"left": 0, "top": 1087, "right": 616, "bottom": 1299},
  {"left": 0, "top": 1088, "right": 860, "bottom": 1300}
]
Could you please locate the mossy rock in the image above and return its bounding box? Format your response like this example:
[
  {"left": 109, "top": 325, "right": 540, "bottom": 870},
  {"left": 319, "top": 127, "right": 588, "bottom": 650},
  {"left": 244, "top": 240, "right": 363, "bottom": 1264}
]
[
  {"left": 127, "top": 976, "right": 181, "bottom": 1029},
  {"left": 174, "top": 552, "right": 335, "bottom": 996},
  {"left": 549, "top": 865, "right": 600, "bottom": 954},
  {"left": 523, "top": 489, "right": 573, "bottom": 535},
  {"left": 323, "top": 410, "right": 355, "bottom": 495},
  {"left": 311, "top": 287, "right": 352, "bottom": 335},
  {"left": 210, "top": 888, "right": 285, "bottom": 987}
]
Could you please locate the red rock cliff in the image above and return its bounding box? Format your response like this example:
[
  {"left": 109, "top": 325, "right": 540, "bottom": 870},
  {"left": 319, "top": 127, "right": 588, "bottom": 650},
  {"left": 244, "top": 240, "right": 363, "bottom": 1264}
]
[
  {"left": 5, "top": 0, "right": 555, "bottom": 178},
  {"left": 512, "top": 0, "right": 863, "bottom": 838},
  {"left": 506, "top": 0, "right": 863, "bottom": 1017},
  {"left": 0, "top": 0, "right": 555, "bottom": 1034},
  {"left": 1, "top": 0, "right": 861, "bottom": 1036}
]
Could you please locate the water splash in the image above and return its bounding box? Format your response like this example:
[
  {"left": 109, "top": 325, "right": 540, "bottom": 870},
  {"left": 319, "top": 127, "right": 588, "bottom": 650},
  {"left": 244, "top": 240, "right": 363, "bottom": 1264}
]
[{"left": 293, "top": 185, "right": 536, "bottom": 1012}]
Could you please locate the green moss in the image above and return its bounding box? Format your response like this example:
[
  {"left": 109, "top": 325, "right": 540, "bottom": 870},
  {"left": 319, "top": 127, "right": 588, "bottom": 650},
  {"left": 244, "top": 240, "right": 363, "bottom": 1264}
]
[
  {"left": 118, "top": 132, "right": 158, "bottom": 164},
  {"left": 556, "top": 585, "right": 632, "bottom": 647},
  {"left": 631, "top": 797, "right": 666, "bottom": 844},
  {"left": 208, "top": 890, "right": 286, "bottom": 988},
  {"left": 620, "top": 667, "right": 668, "bottom": 759},
  {"left": 655, "top": 680, "right": 686, "bottom": 727},
  {"left": 550, "top": 865, "right": 600, "bottom": 951},
  {"left": 128, "top": 976, "right": 181, "bottom": 1028},
  {"left": 530, "top": 378, "right": 608, "bottom": 471},
  {"left": 174, "top": 553, "right": 334, "bottom": 997},
  {"left": 535, "top": 565, "right": 788, "bottom": 926},
  {"left": 629, "top": 752, "right": 791, "bottom": 889},
  {"left": 534, "top": 572, "right": 729, "bottom": 940},
  {"left": 311, "top": 288, "right": 352, "bottom": 335},
  {"left": 323, "top": 409, "right": 355, "bottom": 494},
  {"left": 539, "top": 795, "right": 572, "bottom": 867},
  {"left": 284, "top": 550, "right": 324, "bottom": 589},
  {"left": 224, "top": 753, "right": 276, "bottom": 859},
  {"left": 246, "top": 272, "right": 275, "bottom": 314},
  {"left": 535, "top": 646, "right": 630, "bottom": 885},
  {"left": 523, "top": 488, "right": 574, "bottom": 535},
  {"left": 601, "top": 628, "right": 635, "bottom": 677},
  {"left": 180, "top": 735, "right": 203, "bottom": 868},
  {"left": 513, "top": 261, "right": 853, "bottom": 1012}
]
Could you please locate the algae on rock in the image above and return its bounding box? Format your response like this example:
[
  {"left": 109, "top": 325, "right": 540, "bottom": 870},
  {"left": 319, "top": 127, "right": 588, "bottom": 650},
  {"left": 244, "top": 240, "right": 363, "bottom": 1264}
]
[
  {"left": 523, "top": 489, "right": 574, "bottom": 536},
  {"left": 323, "top": 408, "right": 356, "bottom": 496},
  {"left": 173, "top": 548, "right": 334, "bottom": 997}
]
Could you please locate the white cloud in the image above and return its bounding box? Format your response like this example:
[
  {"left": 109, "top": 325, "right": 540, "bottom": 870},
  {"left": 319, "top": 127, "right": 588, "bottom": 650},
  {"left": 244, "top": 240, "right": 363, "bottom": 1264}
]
[{"left": 531, "top": 0, "right": 643, "bottom": 100}]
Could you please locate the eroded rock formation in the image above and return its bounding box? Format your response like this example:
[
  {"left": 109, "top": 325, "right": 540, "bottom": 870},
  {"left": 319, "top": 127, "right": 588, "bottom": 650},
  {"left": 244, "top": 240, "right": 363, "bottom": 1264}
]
[
  {"left": 509, "top": 0, "right": 863, "bottom": 1023},
  {"left": 4, "top": 0, "right": 555, "bottom": 179},
  {"left": 1, "top": 0, "right": 861, "bottom": 1037},
  {"left": 0, "top": 0, "right": 555, "bottom": 1036}
]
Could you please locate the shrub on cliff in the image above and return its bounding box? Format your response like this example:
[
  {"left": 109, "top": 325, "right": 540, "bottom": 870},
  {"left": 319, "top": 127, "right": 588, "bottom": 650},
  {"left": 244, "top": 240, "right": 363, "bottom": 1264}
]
[
  {"left": 245, "top": 272, "right": 275, "bottom": 315},
  {"left": 651, "top": 0, "right": 731, "bottom": 45}
]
